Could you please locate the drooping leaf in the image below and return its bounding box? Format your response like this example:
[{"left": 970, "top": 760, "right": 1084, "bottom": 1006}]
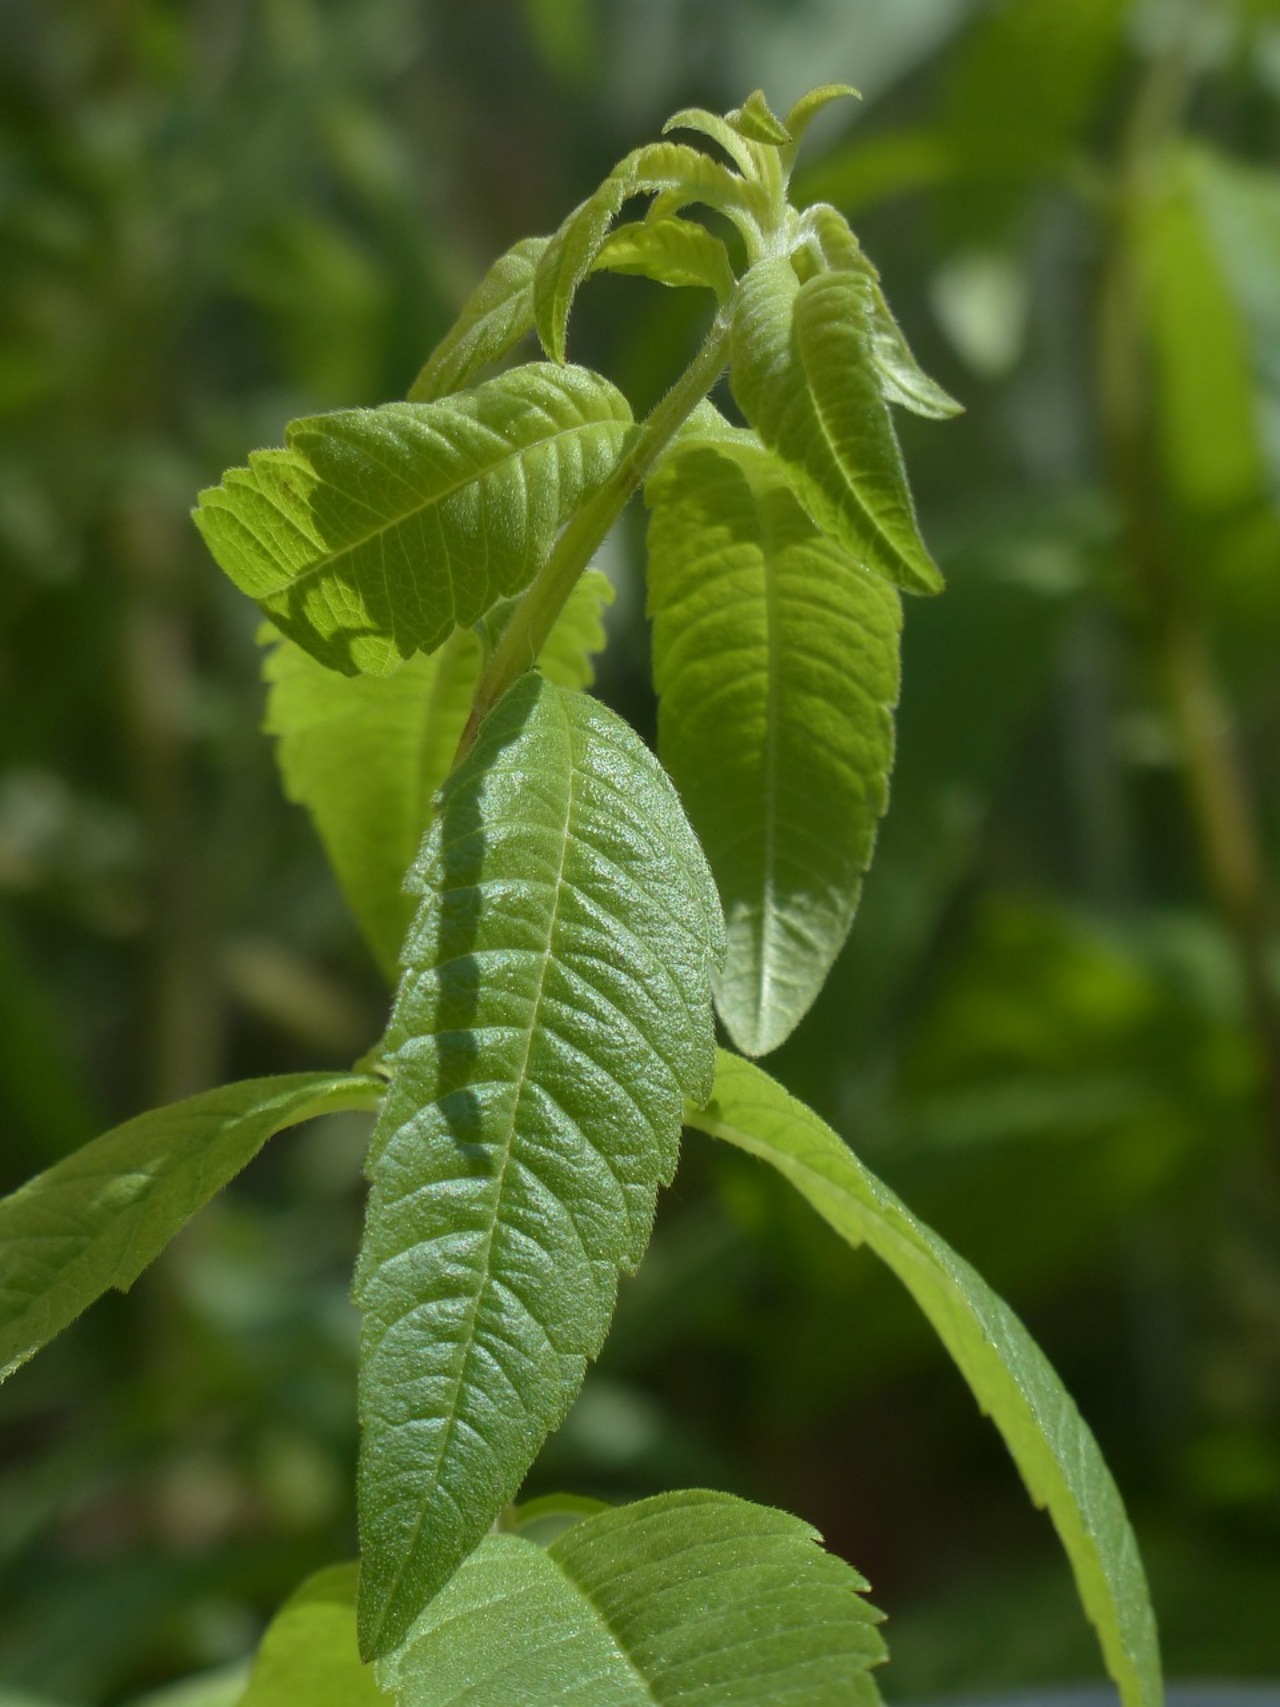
[
  {"left": 193, "top": 364, "right": 633, "bottom": 675},
  {"left": 381, "top": 1489, "right": 886, "bottom": 1706},
  {"left": 730, "top": 257, "right": 943, "bottom": 594},
  {"left": 687, "top": 1053, "right": 1163, "bottom": 1707},
  {"left": 237, "top": 1565, "right": 388, "bottom": 1707},
  {"left": 262, "top": 570, "right": 614, "bottom": 979},
  {"left": 408, "top": 236, "right": 548, "bottom": 403},
  {"left": 648, "top": 432, "right": 900, "bottom": 1056},
  {"left": 0, "top": 1072, "right": 383, "bottom": 1383},
  {"left": 354, "top": 673, "right": 724, "bottom": 1657},
  {"left": 784, "top": 84, "right": 860, "bottom": 157},
  {"left": 663, "top": 106, "right": 757, "bottom": 176},
  {"left": 593, "top": 217, "right": 734, "bottom": 299}
]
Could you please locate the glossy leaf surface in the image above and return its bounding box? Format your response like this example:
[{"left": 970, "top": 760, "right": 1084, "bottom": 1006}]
[
  {"left": 194, "top": 365, "right": 632, "bottom": 675},
  {"left": 355, "top": 674, "right": 723, "bottom": 1656},
  {"left": 687, "top": 1052, "right": 1163, "bottom": 1707},
  {"left": 0, "top": 1073, "right": 383, "bottom": 1383},
  {"left": 383, "top": 1489, "right": 885, "bottom": 1706},
  {"left": 648, "top": 431, "right": 900, "bottom": 1056}
]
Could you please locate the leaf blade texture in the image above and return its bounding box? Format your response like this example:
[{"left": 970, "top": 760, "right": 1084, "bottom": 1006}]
[
  {"left": 193, "top": 364, "right": 633, "bottom": 675},
  {"left": 648, "top": 434, "right": 900, "bottom": 1055},
  {"left": 0, "top": 1072, "right": 383, "bottom": 1384},
  {"left": 382, "top": 1489, "right": 886, "bottom": 1706},
  {"left": 409, "top": 236, "right": 548, "bottom": 403},
  {"left": 263, "top": 570, "right": 614, "bottom": 980},
  {"left": 688, "top": 1052, "right": 1164, "bottom": 1707},
  {"left": 730, "top": 256, "right": 943, "bottom": 594},
  {"left": 238, "top": 1565, "right": 389, "bottom": 1707},
  {"left": 355, "top": 673, "right": 724, "bottom": 1657}
]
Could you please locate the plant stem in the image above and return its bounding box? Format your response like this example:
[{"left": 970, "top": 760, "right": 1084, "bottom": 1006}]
[{"left": 456, "top": 307, "right": 734, "bottom": 757}]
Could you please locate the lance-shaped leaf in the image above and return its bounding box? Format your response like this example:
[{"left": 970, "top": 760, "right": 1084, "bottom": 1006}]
[
  {"left": 648, "top": 434, "right": 900, "bottom": 1057},
  {"left": 593, "top": 217, "right": 734, "bottom": 299},
  {"left": 239, "top": 1566, "right": 388, "bottom": 1707},
  {"left": 263, "top": 571, "right": 614, "bottom": 980},
  {"left": 382, "top": 1490, "right": 886, "bottom": 1706},
  {"left": 409, "top": 236, "right": 548, "bottom": 403},
  {"left": 0, "top": 1072, "right": 383, "bottom": 1383},
  {"left": 355, "top": 673, "right": 724, "bottom": 1658},
  {"left": 731, "top": 256, "right": 943, "bottom": 594},
  {"left": 534, "top": 142, "right": 755, "bottom": 362},
  {"left": 193, "top": 364, "right": 633, "bottom": 676},
  {"left": 687, "top": 1053, "right": 1164, "bottom": 1707}
]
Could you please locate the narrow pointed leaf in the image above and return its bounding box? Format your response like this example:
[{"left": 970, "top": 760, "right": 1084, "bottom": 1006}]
[
  {"left": 687, "top": 1053, "right": 1163, "bottom": 1707},
  {"left": 382, "top": 1490, "right": 886, "bottom": 1707},
  {"left": 194, "top": 365, "right": 633, "bottom": 675},
  {"left": 408, "top": 236, "right": 548, "bottom": 403},
  {"left": 729, "top": 89, "right": 791, "bottom": 147},
  {"left": 663, "top": 106, "right": 756, "bottom": 176},
  {"left": 355, "top": 673, "right": 724, "bottom": 1658},
  {"left": 648, "top": 435, "right": 900, "bottom": 1056},
  {"left": 593, "top": 217, "right": 734, "bottom": 299},
  {"left": 0, "top": 1072, "right": 383, "bottom": 1383},
  {"left": 784, "top": 84, "right": 860, "bottom": 154},
  {"left": 238, "top": 1565, "right": 388, "bottom": 1707},
  {"left": 262, "top": 570, "right": 613, "bottom": 980},
  {"left": 730, "top": 257, "right": 943, "bottom": 594}
]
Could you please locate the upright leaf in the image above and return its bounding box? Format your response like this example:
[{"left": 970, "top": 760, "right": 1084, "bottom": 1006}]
[
  {"left": 384, "top": 1490, "right": 886, "bottom": 1707},
  {"left": 0, "top": 1072, "right": 383, "bottom": 1383},
  {"left": 263, "top": 570, "right": 614, "bottom": 979},
  {"left": 355, "top": 673, "right": 723, "bottom": 1657},
  {"left": 730, "top": 257, "right": 942, "bottom": 594},
  {"left": 238, "top": 1566, "right": 388, "bottom": 1707},
  {"left": 193, "top": 365, "right": 633, "bottom": 675},
  {"left": 648, "top": 433, "right": 900, "bottom": 1056},
  {"left": 409, "top": 236, "right": 548, "bottom": 403},
  {"left": 687, "top": 1053, "right": 1163, "bottom": 1707}
]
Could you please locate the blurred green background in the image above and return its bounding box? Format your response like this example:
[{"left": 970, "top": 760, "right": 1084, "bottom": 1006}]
[{"left": 2, "top": 0, "right": 1280, "bottom": 1700}]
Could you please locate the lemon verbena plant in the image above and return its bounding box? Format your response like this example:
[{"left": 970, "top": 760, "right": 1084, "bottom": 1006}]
[{"left": 0, "top": 89, "right": 1163, "bottom": 1707}]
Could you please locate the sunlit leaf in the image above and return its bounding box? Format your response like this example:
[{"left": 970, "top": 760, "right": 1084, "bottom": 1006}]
[
  {"left": 381, "top": 1490, "right": 886, "bottom": 1706},
  {"left": 593, "top": 217, "right": 734, "bottom": 299},
  {"left": 409, "top": 236, "right": 548, "bottom": 403},
  {"left": 687, "top": 1052, "right": 1163, "bottom": 1707},
  {"left": 729, "top": 89, "right": 791, "bottom": 148},
  {"left": 648, "top": 431, "right": 900, "bottom": 1055},
  {"left": 0, "top": 1072, "right": 383, "bottom": 1383},
  {"left": 730, "top": 257, "right": 942, "bottom": 594},
  {"left": 237, "top": 1565, "right": 388, "bottom": 1707},
  {"left": 355, "top": 673, "right": 723, "bottom": 1657},
  {"left": 193, "top": 365, "right": 633, "bottom": 675}
]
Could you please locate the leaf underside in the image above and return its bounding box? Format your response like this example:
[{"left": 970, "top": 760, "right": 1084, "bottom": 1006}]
[
  {"left": 648, "top": 431, "right": 901, "bottom": 1056},
  {"left": 730, "top": 256, "right": 942, "bottom": 595},
  {"left": 263, "top": 569, "right": 614, "bottom": 980},
  {"left": 0, "top": 1072, "right": 383, "bottom": 1384},
  {"left": 354, "top": 673, "right": 723, "bottom": 1658},
  {"left": 194, "top": 364, "right": 632, "bottom": 675},
  {"left": 687, "top": 1052, "right": 1163, "bottom": 1707},
  {"left": 383, "top": 1489, "right": 886, "bottom": 1706}
]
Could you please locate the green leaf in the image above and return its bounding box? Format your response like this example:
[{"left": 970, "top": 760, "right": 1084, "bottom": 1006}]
[
  {"left": 730, "top": 257, "right": 943, "bottom": 594},
  {"left": 354, "top": 673, "right": 724, "bottom": 1657},
  {"left": 593, "top": 217, "right": 734, "bottom": 299},
  {"left": 237, "top": 1565, "right": 388, "bottom": 1707},
  {"left": 193, "top": 364, "right": 633, "bottom": 675},
  {"left": 381, "top": 1489, "right": 886, "bottom": 1706},
  {"left": 648, "top": 433, "right": 900, "bottom": 1056},
  {"left": 534, "top": 142, "right": 752, "bottom": 363},
  {"left": 784, "top": 84, "right": 861, "bottom": 156},
  {"left": 0, "top": 1072, "right": 383, "bottom": 1383},
  {"left": 729, "top": 89, "right": 791, "bottom": 147},
  {"left": 262, "top": 570, "right": 614, "bottom": 980},
  {"left": 408, "top": 236, "right": 548, "bottom": 403},
  {"left": 687, "top": 1053, "right": 1164, "bottom": 1707}
]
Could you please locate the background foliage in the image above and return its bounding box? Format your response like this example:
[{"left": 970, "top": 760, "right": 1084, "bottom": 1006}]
[{"left": 2, "top": 0, "right": 1279, "bottom": 1699}]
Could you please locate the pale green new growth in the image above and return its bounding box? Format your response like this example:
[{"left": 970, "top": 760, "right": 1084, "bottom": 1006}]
[
  {"left": 355, "top": 673, "right": 723, "bottom": 1658},
  {"left": 593, "top": 217, "right": 734, "bottom": 300},
  {"left": 731, "top": 257, "right": 943, "bottom": 594},
  {"left": 382, "top": 1490, "right": 886, "bottom": 1706},
  {"left": 648, "top": 428, "right": 900, "bottom": 1056},
  {"left": 237, "top": 1566, "right": 388, "bottom": 1707},
  {"left": 409, "top": 236, "right": 549, "bottom": 402},
  {"left": 263, "top": 570, "right": 613, "bottom": 979},
  {"left": 0, "top": 1073, "right": 383, "bottom": 1384},
  {"left": 687, "top": 1053, "right": 1163, "bottom": 1707},
  {"left": 193, "top": 365, "right": 632, "bottom": 675}
]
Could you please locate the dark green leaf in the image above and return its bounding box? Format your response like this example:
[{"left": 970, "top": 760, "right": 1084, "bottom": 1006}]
[
  {"left": 355, "top": 673, "right": 723, "bottom": 1656},
  {"left": 0, "top": 1073, "right": 383, "bottom": 1383}
]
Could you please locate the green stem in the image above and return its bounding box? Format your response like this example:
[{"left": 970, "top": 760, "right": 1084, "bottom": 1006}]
[{"left": 457, "top": 306, "right": 735, "bottom": 757}]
